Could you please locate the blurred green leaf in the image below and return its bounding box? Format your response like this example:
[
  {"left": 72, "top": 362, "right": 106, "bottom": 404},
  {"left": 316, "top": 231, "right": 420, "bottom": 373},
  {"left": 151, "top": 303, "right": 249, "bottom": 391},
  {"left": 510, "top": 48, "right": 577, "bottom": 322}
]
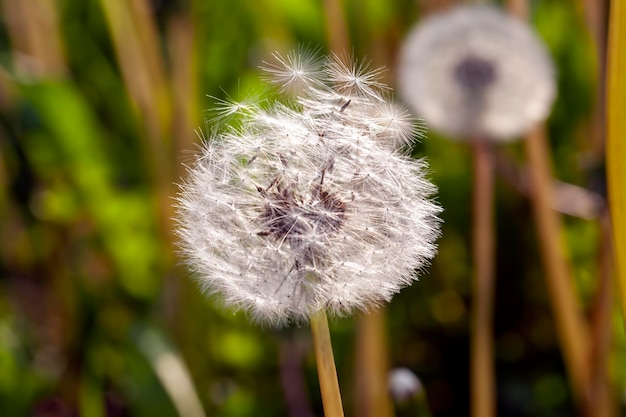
[{"left": 21, "top": 81, "right": 162, "bottom": 299}]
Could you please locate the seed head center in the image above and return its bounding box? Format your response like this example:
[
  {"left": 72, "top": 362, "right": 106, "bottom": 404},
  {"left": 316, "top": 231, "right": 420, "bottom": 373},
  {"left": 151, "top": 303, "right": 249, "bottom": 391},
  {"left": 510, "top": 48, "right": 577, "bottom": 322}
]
[
  {"left": 257, "top": 178, "right": 347, "bottom": 245},
  {"left": 454, "top": 55, "right": 497, "bottom": 92}
]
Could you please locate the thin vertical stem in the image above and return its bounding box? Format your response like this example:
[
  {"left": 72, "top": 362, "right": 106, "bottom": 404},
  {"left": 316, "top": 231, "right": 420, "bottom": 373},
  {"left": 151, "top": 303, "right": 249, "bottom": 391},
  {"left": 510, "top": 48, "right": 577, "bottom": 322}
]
[
  {"left": 588, "top": 211, "right": 616, "bottom": 417},
  {"left": 320, "top": 5, "right": 391, "bottom": 416},
  {"left": 471, "top": 139, "right": 496, "bottom": 417},
  {"left": 581, "top": 0, "right": 608, "bottom": 160},
  {"left": 606, "top": 0, "right": 626, "bottom": 332},
  {"left": 507, "top": 0, "right": 529, "bottom": 21},
  {"left": 579, "top": 0, "right": 613, "bottom": 412},
  {"left": 524, "top": 124, "right": 590, "bottom": 405},
  {"left": 355, "top": 309, "right": 394, "bottom": 417},
  {"left": 322, "top": 0, "right": 350, "bottom": 57},
  {"left": 310, "top": 309, "right": 345, "bottom": 417},
  {"left": 1, "top": 0, "right": 66, "bottom": 77},
  {"left": 167, "top": 13, "right": 200, "bottom": 179},
  {"left": 279, "top": 335, "right": 315, "bottom": 417},
  {"left": 508, "top": 0, "right": 592, "bottom": 408}
]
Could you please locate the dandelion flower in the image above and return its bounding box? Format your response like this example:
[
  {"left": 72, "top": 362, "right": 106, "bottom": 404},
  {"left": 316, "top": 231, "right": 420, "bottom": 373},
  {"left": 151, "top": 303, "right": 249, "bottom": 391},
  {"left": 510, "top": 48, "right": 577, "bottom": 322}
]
[
  {"left": 397, "top": 5, "right": 556, "bottom": 141},
  {"left": 176, "top": 52, "right": 441, "bottom": 326}
]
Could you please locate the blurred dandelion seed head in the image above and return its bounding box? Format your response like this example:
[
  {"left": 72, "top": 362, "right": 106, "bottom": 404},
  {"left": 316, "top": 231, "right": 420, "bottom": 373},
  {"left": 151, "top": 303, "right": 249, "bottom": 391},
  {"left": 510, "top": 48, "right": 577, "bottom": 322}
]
[
  {"left": 397, "top": 5, "right": 556, "bottom": 141},
  {"left": 389, "top": 367, "right": 424, "bottom": 402},
  {"left": 453, "top": 55, "right": 497, "bottom": 92},
  {"left": 176, "top": 51, "right": 441, "bottom": 326}
]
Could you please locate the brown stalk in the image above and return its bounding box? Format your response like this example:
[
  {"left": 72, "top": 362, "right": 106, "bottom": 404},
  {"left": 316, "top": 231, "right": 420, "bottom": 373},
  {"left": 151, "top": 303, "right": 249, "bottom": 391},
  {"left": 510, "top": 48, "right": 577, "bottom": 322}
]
[
  {"left": 310, "top": 310, "right": 345, "bottom": 417},
  {"left": 416, "top": 0, "right": 453, "bottom": 14},
  {"left": 580, "top": 0, "right": 608, "bottom": 161},
  {"left": 580, "top": 0, "right": 615, "bottom": 415},
  {"left": 1, "top": 0, "right": 66, "bottom": 77},
  {"left": 166, "top": 13, "right": 200, "bottom": 179},
  {"left": 588, "top": 210, "right": 616, "bottom": 417},
  {"left": 507, "top": 0, "right": 595, "bottom": 411},
  {"left": 470, "top": 138, "right": 496, "bottom": 417},
  {"left": 524, "top": 124, "right": 590, "bottom": 405},
  {"left": 354, "top": 308, "right": 394, "bottom": 417},
  {"left": 322, "top": 0, "right": 350, "bottom": 57}
]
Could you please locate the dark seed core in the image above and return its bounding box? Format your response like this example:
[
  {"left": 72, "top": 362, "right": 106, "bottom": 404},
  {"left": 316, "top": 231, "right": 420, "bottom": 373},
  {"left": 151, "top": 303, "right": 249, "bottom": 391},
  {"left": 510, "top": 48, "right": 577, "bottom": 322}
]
[
  {"left": 257, "top": 178, "right": 347, "bottom": 245},
  {"left": 453, "top": 55, "right": 497, "bottom": 92}
]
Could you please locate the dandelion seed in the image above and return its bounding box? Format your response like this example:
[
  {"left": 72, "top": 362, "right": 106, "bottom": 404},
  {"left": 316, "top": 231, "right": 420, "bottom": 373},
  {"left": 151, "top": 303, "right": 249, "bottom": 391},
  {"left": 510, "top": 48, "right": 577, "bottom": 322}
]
[
  {"left": 208, "top": 93, "right": 261, "bottom": 120},
  {"left": 368, "top": 101, "right": 425, "bottom": 148},
  {"left": 397, "top": 5, "right": 556, "bottom": 141},
  {"left": 261, "top": 47, "right": 323, "bottom": 94},
  {"left": 325, "top": 54, "right": 390, "bottom": 101},
  {"left": 176, "top": 51, "right": 441, "bottom": 326}
]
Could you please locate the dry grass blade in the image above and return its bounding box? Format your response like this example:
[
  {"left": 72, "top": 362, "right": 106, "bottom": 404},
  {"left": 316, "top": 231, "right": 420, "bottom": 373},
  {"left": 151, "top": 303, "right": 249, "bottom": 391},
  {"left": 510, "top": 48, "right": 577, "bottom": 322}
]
[{"left": 606, "top": 0, "right": 626, "bottom": 333}]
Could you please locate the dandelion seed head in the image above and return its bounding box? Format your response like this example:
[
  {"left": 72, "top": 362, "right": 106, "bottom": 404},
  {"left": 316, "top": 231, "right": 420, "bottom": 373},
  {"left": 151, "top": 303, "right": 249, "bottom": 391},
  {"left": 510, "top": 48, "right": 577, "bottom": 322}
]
[
  {"left": 453, "top": 55, "right": 497, "bottom": 92},
  {"left": 397, "top": 5, "right": 556, "bottom": 141},
  {"left": 176, "top": 51, "right": 441, "bottom": 326},
  {"left": 388, "top": 367, "right": 424, "bottom": 402}
]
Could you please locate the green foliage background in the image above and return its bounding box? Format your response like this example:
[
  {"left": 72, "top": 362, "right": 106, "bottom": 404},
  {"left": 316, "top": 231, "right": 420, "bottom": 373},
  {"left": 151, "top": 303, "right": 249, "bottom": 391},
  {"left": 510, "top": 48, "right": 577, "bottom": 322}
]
[{"left": 0, "top": 0, "right": 622, "bottom": 416}]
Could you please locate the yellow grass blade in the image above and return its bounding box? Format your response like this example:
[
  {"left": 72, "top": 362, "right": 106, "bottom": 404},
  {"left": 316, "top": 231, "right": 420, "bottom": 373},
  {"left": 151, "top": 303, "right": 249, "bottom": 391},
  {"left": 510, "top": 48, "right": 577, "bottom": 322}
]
[{"left": 606, "top": 0, "right": 626, "bottom": 328}]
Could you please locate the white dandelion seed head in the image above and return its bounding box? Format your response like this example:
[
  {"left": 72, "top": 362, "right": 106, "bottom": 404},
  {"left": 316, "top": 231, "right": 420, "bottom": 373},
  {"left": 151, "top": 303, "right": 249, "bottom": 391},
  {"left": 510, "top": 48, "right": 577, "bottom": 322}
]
[
  {"left": 176, "top": 51, "right": 442, "bottom": 327},
  {"left": 388, "top": 367, "right": 424, "bottom": 402},
  {"left": 397, "top": 5, "right": 556, "bottom": 141}
]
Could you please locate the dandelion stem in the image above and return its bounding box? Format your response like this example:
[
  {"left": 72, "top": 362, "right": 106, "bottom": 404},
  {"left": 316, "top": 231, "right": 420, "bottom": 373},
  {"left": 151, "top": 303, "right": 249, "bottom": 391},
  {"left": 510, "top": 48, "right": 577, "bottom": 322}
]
[
  {"left": 355, "top": 309, "right": 393, "bottom": 417},
  {"left": 508, "top": 0, "right": 592, "bottom": 410},
  {"left": 310, "top": 309, "right": 344, "bottom": 417},
  {"left": 524, "top": 124, "right": 590, "bottom": 405},
  {"left": 588, "top": 211, "right": 616, "bottom": 417},
  {"left": 322, "top": 0, "right": 350, "bottom": 57},
  {"left": 470, "top": 138, "right": 496, "bottom": 417}
]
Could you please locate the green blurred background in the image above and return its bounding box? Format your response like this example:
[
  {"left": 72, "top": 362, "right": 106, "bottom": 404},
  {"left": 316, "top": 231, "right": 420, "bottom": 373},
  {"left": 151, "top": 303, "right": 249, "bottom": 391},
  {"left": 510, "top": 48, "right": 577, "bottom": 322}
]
[{"left": 0, "top": 0, "right": 622, "bottom": 416}]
